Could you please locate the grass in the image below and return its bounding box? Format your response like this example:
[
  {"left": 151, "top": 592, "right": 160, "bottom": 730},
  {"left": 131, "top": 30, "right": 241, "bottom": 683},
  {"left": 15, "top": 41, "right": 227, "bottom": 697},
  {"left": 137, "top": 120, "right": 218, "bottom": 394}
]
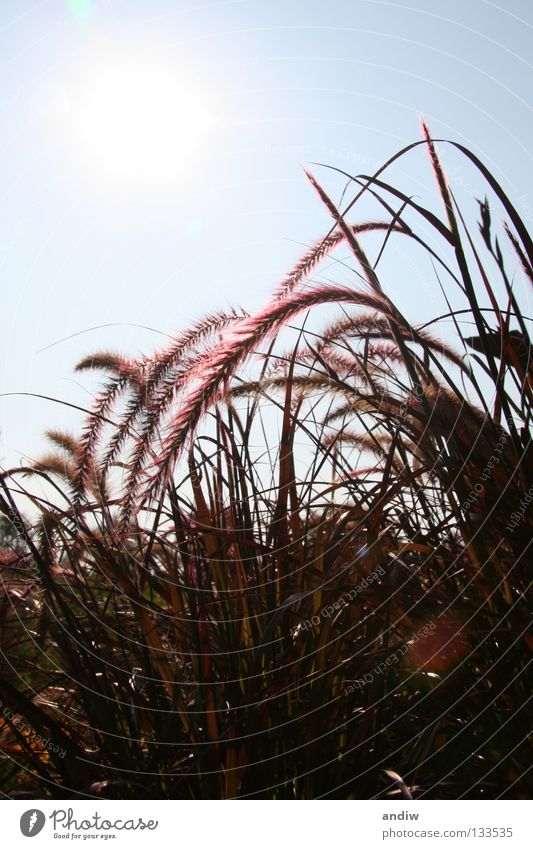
[{"left": 0, "top": 124, "right": 531, "bottom": 799}]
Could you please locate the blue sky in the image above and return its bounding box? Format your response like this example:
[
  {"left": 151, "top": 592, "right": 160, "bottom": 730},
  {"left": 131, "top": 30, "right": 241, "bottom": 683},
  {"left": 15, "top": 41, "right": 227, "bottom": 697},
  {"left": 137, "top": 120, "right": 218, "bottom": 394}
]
[{"left": 0, "top": 0, "right": 531, "bottom": 468}]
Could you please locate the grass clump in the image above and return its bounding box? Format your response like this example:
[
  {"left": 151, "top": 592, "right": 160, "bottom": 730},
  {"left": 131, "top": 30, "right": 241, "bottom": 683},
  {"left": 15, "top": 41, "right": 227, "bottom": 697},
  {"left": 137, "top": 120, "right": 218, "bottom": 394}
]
[{"left": 0, "top": 124, "right": 531, "bottom": 799}]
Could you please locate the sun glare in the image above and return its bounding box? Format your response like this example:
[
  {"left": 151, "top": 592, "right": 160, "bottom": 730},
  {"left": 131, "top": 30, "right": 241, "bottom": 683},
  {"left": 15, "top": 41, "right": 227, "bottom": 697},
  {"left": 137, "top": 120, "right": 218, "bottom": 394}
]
[{"left": 69, "top": 61, "right": 213, "bottom": 183}]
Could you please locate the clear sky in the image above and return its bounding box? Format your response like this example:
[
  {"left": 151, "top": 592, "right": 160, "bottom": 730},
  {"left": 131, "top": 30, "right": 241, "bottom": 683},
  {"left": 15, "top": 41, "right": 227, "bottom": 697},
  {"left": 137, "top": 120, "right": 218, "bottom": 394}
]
[{"left": 0, "top": 0, "right": 531, "bottom": 469}]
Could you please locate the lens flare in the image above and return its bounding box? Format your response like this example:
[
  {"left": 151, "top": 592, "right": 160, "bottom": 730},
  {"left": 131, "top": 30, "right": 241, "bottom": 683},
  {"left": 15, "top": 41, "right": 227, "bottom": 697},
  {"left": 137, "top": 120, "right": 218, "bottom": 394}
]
[{"left": 67, "top": 0, "right": 93, "bottom": 19}]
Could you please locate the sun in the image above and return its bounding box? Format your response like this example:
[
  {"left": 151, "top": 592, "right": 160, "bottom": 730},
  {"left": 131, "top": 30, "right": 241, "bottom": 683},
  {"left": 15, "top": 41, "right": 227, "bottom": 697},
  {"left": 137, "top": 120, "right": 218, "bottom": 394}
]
[{"left": 70, "top": 61, "right": 213, "bottom": 184}]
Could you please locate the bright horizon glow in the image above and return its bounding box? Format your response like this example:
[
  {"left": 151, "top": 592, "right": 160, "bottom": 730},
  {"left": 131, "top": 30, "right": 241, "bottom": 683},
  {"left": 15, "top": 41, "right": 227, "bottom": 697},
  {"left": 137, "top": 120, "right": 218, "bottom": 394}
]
[{"left": 69, "top": 61, "right": 213, "bottom": 183}]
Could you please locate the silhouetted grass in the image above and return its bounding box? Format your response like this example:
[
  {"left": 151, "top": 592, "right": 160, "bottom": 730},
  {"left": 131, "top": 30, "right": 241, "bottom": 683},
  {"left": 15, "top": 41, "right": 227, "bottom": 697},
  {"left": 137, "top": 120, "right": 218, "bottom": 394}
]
[{"left": 0, "top": 125, "right": 531, "bottom": 799}]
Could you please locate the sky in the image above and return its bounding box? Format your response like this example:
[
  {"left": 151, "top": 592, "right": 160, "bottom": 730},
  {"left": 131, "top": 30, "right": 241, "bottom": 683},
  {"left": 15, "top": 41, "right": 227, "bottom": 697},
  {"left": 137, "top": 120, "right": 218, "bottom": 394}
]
[{"left": 0, "top": 0, "right": 531, "bottom": 470}]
